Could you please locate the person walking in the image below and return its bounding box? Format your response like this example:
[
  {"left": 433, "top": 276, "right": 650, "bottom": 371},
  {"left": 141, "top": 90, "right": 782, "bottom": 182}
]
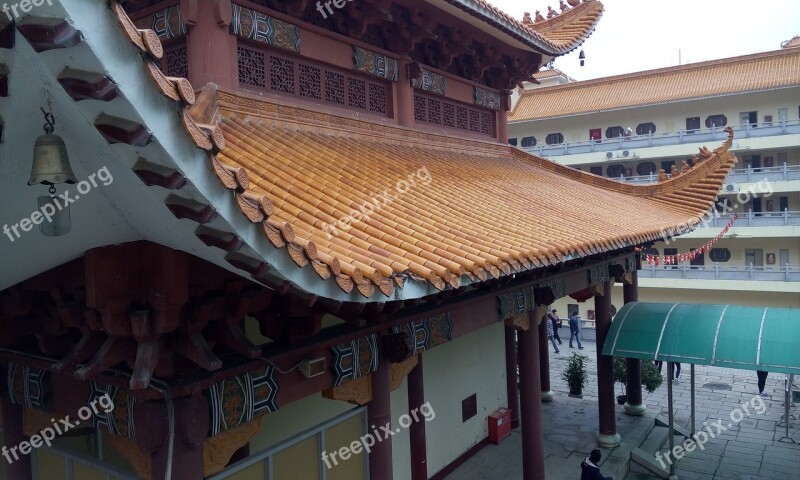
[
  {"left": 757, "top": 370, "right": 769, "bottom": 397},
  {"left": 544, "top": 312, "right": 560, "bottom": 354},
  {"left": 656, "top": 361, "right": 682, "bottom": 384},
  {"left": 581, "top": 449, "right": 613, "bottom": 480},
  {"left": 569, "top": 313, "right": 584, "bottom": 349},
  {"left": 548, "top": 309, "right": 563, "bottom": 345}
]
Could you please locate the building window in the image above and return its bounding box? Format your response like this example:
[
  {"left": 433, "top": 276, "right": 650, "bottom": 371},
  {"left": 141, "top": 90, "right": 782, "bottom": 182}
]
[
  {"left": 589, "top": 165, "right": 603, "bottom": 176},
  {"left": 156, "top": 42, "right": 188, "bottom": 78},
  {"left": 589, "top": 128, "right": 601, "bottom": 142},
  {"left": 508, "top": 138, "right": 518, "bottom": 146},
  {"left": 606, "top": 164, "right": 624, "bottom": 177},
  {"left": 413, "top": 92, "right": 494, "bottom": 137},
  {"left": 643, "top": 247, "right": 659, "bottom": 257},
  {"left": 238, "top": 44, "right": 390, "bottom": 117},
  {"left": 605, "top": 126, "right": 624, "bottom": 138},
  {"left": 520, "top": 136, "right": 536, "bottom": 147},
  {"left": 636, "top": 162, "right": 656, "bottom": 176},
  {"left": 545, "top": 133, "right": 564, "bottom": 145},
  {"left": 686, "top": 117, "right": 700, "bottom": 133},
  {"left": 705, "top": 114, "right": 727, "bottom": 128},
  {"left": 636, "top": 122, "right": 656, "bottom": 135},
  {"left": 709, "top": 248, "right": 731, "bottom": 262}
]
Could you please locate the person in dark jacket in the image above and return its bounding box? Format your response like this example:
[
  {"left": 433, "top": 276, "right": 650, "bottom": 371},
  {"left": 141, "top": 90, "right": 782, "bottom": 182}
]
[
  {"left": 581, "top": 449, "right": 613, "bottom": 480},
  {"left": 548, "top": 309, "right": 563, "bottom": 345}
]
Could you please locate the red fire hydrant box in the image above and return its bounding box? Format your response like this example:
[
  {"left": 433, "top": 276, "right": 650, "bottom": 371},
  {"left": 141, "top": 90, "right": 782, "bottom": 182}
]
[{"left": 488, "top": 407, "right": 511, "bottom": 444}]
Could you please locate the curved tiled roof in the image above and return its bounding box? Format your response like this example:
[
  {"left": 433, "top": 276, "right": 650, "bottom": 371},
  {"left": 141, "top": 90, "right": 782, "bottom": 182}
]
[
  {"left": 783, "top": 35, "right": 800, "bottom": 49},
  {"left": 510, "top": 47, "right": 800, "bottom": 122},
  {"left": 442, "top": 0, "right": 603, "bottom": 55},
  {"left": 111, "top": 0, "right": 735, "bottom": 300},
  {"left": 199, "top": 86, "right": 736, "bottom": 298}
]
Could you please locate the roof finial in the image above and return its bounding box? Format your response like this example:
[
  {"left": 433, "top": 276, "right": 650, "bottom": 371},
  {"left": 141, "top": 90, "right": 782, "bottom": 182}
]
[
  {"left": 534, "top": 10, "right": 545, "bottom": 22},
  {"left": 522, "top": 11, "right": 533, "bottom": 25},
  {"left": 568, "top": 0, "right": 580, "bottom": 5},
  {"left": 547, "top": 5, "right": 558, "bottom": 18},
  {"left": 560, "top": 0, "right": 570, "bottom": 12}
]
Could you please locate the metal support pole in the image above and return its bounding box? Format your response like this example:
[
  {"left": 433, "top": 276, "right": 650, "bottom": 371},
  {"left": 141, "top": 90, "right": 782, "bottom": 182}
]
[
  {"left": 690, "top": 364, "right": 696, "bottom": 438},
  {"left": 667, "top": 362, "right": 677, "bottom": 479},
  {"left": 779, "top": 374, "right": 796, "bottom": 444}
]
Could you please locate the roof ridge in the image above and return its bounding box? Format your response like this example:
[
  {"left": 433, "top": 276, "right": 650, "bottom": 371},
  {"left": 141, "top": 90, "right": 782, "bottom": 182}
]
[{"left": 519, "top": 46, "right": 800, "bottom": 97}]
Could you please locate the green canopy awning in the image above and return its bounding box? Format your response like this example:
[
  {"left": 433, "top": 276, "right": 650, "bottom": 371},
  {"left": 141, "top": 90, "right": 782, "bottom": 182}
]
[{"left": 602, "top": 302, "right": 800, "bottom": 375}]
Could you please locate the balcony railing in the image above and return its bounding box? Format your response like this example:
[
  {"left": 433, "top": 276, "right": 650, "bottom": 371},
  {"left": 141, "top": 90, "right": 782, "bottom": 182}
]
[
  {"left": 701, "top": 210, "right": 800, "bottom": 228},
  {"left": 638, "top": 263, "right": 800, "bottom": 282},
  {"left": 521, "top": 119, "right": 800, "bottom": 158},
  {"left": 610, "top": 163, "right": 800, "bottom": 184}
]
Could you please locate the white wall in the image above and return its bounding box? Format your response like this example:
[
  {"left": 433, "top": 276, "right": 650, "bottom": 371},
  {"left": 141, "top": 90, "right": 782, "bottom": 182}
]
[
  {"left": 422, "top": 322, "right": 506, "bottom": 477},
  {"left": 390, "top": 377, "right": 411, "bottom": 480}
]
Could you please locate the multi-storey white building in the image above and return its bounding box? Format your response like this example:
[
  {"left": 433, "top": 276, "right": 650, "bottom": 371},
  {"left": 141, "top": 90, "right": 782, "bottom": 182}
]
[{"left": 509, "top": 37, "right": 800, "bottom": 316}]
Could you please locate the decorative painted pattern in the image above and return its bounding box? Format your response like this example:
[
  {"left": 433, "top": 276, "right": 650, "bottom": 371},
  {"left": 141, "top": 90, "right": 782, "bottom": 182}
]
[
  {"left": 411, "top": 69, "right": 446, "bottom": 96},
  {"left": 588, "top": 263, "right": 611, "bottom": 285},
  {"left": 206, "top": 365, "right": 279, "bottom": 436},
  {"left": 498, "top": 286, "right": 536, "bottom": 320},
  {"left": 230, "top": 4, "right": 301, "bottom": 54},
  {"left": 352, "top": 46, "right": 398, "bottom": 81},
  {"left": 89, "top": 382, "right": 136, "bottom": 439},
  {"left": 7, "top": 363, "right": 50, "bottom": 412},
  {"left": 391, "top": 312, "right": 453, "bottom": 354},
  {"left": 540, "top": 277, "right": 567, "bottom": 300},
  {"left": 474, "top": 87, "right": 502, "bottom": 111},
  {"left": 133, "top": 5, "right": 187, "bottom": 40},
  {"left": 331, "top": 334, "right": 379, "bottom": 386}
]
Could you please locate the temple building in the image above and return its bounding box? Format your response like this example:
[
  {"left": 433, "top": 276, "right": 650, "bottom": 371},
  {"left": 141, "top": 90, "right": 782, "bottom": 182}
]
[
  {"left": 509, "top": 37, "right": 800, "bottom": 321},
  {"left": 0, "top": 1, "right": 740, "bottom": 479}
]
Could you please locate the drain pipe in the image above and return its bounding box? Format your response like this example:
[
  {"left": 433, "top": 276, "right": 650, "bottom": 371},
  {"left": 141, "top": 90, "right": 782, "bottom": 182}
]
[{"left": 667, "top": 361, "right": 677, "bottom": 480}]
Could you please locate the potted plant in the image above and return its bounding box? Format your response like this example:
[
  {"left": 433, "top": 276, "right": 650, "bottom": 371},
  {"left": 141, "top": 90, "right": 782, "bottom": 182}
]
[
  {"left": 613, "top": 357, "right": 664, "bottom": 404},
  {"left": 563, "top": 352, "right": 588, "bottom": 398}
]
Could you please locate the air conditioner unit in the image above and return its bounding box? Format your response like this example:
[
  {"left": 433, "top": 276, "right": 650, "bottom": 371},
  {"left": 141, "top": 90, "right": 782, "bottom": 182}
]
[
  {"left": 723, "top": 183, "right": 739, "bottom": 193},
  {"left": 606, "top": 151, "right": 613, "bottom": 159},
  {"left": 622, "top": 150, "right": 630, "bottom": 157}
]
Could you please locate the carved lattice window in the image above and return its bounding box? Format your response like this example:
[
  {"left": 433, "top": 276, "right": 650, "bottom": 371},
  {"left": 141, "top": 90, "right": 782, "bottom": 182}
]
[
  {"left": 443, "top": 103, "right": 455, "bottom": 128},
  {"left": 299, "top": 64, "right": 321, "bottom": 100},
  {"left": 348, "top": 77, "right": 367, "bottom": 110},
  {"left": 414, "top": 95, "right": 426, "bottom": 121},
  {"left": 413, "top": 93, "right": 494, "bottom": 138},
  {"left": 269, "top": 56, "right": 295, "bottom": 94},
  {"left": 161, "top": 44, "right": 188, "bottom": 78},
  {"left": 238, "top": 42, "right": 388, "bottom": 117},
  {"left": 468, "top": 110, "right": 481, "bottom": 132},
  {"left": 238, "top": 46, "right": 265, "bottom": 88},
  {"left": 427, "top": 98, "right": 441, "bottom": 125},
  {"left": 368, "top": 83, "right": 387, "bottom": 114},
  {"left": 456, "top": 106, "right": 468, "bottom": 130},
  {"left": 325, "top": 71, "right": 345, "bottom": 105}
]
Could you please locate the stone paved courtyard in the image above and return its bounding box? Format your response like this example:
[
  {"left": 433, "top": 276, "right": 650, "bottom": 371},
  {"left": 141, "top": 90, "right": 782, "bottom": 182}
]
[{"left": 446, "top": 335, "right": 800, "bottom": 480}]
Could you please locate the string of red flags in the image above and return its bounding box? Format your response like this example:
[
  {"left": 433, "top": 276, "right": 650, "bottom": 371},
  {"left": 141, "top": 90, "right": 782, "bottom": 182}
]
[{"left": 645, "top": 214, "right": 737, "bottom": 266}]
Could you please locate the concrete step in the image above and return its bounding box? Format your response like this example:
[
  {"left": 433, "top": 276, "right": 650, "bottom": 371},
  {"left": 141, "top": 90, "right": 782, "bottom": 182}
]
[
  {"left": 654, "top": 415, "right": 691, "bottom": 440},
  {"left": 638, "top": 425, "right": 670, "bottom": 455},
  {"left": 629, "top": 447, "right": 670, "bottom": 479}
]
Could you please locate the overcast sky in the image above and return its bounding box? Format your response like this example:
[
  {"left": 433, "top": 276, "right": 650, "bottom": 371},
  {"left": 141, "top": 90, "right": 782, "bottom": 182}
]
[{"left": 487, "top": 0, "right": 800, "bottom": 81}]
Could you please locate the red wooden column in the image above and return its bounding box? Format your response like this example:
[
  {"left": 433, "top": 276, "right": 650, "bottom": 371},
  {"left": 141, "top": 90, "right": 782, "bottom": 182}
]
[
  {"left": 1, "top": 397, "right": 33, "bottom": 479},
  {"left": 369, "top": 358, "right": 393, "bottom": 480},
  {"left": 623, "top": 270, "right": 646, "bottom": 415},
  {"left": 595, "top": 281, "right": 621, "bottom": 447},
  {"left": 182, "top": 0, "right": 239, "bottom": 89},
  {"left": 504, "top": 325, "right": 521, "bottom": 428},
  {"left": 497, "top": 95, "right": 509, "bottom": 144},
  {"left": 518, "top": 309, "right": 545, "bottom": 480},
  {"left": 408, "top": 356, "right": 428, "bottom": 480},
  {"left": 148, "top": 394, "right": 209, "bottom": 479},
  {"left": 538, "top": 317, "right": 554, "bottom": 402},
  {"left": 396, "top": 59, "right": 415, "bottom": 128}
]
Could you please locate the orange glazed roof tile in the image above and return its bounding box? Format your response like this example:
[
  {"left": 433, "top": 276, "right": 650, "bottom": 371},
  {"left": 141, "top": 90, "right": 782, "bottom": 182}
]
[
  {"left": 443, "top": 0, "right": 603, "bottom": 55},
  {"left": 193, "top": 86, "right": 736, "bottom": 298},
  {"left": 510, "top": 47, "right": 800, "bottom": 122}
]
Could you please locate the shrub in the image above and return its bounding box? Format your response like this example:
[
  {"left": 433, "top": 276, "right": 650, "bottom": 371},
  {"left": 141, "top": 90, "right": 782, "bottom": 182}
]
[{"left": 562, "top": 352, "right": 588, "bottom": 394}]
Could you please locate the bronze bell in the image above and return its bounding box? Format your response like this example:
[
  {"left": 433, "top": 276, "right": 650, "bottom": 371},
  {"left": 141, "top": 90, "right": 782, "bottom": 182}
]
[{"left": 28, "top": 134, "right": 77, "bottom": 185}]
